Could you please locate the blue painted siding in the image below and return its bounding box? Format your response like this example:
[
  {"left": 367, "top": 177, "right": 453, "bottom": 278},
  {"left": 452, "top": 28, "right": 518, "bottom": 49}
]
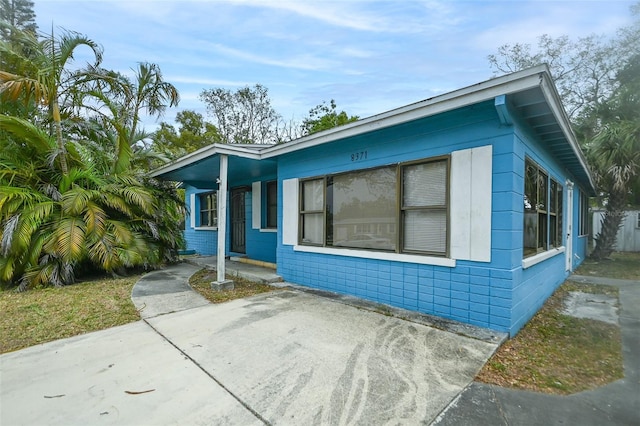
[
  {"left": 182, "top": 95, "right": 590, "bottom": 337},
  {"left": 244, "top": 190, "right": 277, "bottom": 263},
  {"left": 277, "top": 103, "right": 519, "bottom": 332},
  {"left": 184, "top": 185, "right": 218, "bottom": 255},
  {"left": 183, "top": 181, "right": 277, "bottom": 263}
]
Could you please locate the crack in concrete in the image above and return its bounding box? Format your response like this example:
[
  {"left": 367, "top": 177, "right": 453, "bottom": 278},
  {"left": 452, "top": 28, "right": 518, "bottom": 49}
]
[
  {"left": 142, "top": 319, "right": 271, "bottom": 426},
  {"left": 489, "top": 385, "right": 509, "bottom": 426}
]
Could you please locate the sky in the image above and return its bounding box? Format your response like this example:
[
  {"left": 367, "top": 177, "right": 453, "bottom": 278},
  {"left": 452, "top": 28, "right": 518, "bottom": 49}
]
[{"left": 33, "top": 0, "right": 636, "bottom": 131}]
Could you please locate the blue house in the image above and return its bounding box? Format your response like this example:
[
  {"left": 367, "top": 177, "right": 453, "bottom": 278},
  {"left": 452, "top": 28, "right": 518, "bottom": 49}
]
[{"left": 152, "top": 65, "right": 595, "bottom": 336}]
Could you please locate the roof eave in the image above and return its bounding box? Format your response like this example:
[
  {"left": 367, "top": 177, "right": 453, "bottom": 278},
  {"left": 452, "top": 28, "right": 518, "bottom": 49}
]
[
  {"left": 538, "top": 73, "right": 597, "bottom": 194},
  {"left": 150, "top": 143, "right": 263, "bottom": 178},
  {"left": 260, "top": 65, "right": 550, "bottom": 159}
]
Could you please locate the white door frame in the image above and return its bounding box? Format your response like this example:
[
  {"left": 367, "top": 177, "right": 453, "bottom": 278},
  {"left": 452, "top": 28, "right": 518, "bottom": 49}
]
[{"left": 565, "top": 180, "right": 574, "bottom": 271}]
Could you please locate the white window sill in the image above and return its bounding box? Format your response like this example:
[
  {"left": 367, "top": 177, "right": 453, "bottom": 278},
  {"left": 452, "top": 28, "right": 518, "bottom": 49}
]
[
  {"left": 260, "top": 228, "right": 278, "bottom": 233},
  {"left": 294, "top": 245, "right": 456, "bottom": 267},
  {"left": 194, "top": 226, "right": 218, "bottom": 231},
  {"left": 522, "top": 246, "right": 565, "bottom": 269}
]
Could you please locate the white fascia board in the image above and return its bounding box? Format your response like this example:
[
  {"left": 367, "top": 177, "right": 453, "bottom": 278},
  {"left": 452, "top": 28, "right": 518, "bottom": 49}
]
[
  {"left": 538, "top": 75, "right": 597, "bottom": 193},
  {"left": 150, "top": 143, "right": 262, "bottom": 178},
  {"left": 260, "top": 66, "right": 549, "bottom": 159}
]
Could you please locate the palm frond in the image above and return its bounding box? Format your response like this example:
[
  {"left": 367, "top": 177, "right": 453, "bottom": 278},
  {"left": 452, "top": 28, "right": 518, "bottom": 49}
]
[
  {"left": 0, "top": 115, "right": 55, "bottom": 153},
  {"left": 53, "top": 217, "right": 87, "bottom": 263}
]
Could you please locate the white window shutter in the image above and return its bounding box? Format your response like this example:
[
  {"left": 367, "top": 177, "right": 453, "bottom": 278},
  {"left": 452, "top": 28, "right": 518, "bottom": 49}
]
[
  {"left": 252, "top": 181, "right": 261, "bottom": 229},
  {"left": 190, "top": 193, "right": 196, "bottom": 229},
  {"left": 450, "top": 145, "right": 492, "bottom": 262},
  {"left": 282, "top": 178, "right": 298, "bottom": 245}
]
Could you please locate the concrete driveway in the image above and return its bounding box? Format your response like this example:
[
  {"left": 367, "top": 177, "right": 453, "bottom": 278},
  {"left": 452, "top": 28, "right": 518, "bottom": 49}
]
[{"left": 1, "top": 269, "right": 499, "bottom": 425}]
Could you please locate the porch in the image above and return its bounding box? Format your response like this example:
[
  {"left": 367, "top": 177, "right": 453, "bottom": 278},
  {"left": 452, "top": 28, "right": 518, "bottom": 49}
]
[{"left": 182, "top": 255, "right": 282, "bottom": 284}]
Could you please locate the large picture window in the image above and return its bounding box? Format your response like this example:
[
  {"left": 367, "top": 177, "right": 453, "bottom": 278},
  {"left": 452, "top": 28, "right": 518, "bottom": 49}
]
[
  {"left": 199, "top": 192, "right": 217, "bottom": 227},
  {"left": 524, "top": 158, "right": 563, "bottom": 257},
  {"left": 299, "top": 157, "right": 449, "bottom": 256}
]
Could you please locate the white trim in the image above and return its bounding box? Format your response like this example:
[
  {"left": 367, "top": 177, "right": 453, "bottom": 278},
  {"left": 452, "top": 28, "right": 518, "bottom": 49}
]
[
  {"left": 151, "top": 65, "right": 594, "bottom": 195},
  {"left": 260, "top": 67, "right": 548, "bottom": 159},
  {"left": 150, "top": 143, "right": 263, "bottom": 177},
  {"left": 294, "top": 245, "right": 456, "bottom": 267},
  {"left": 194, "top": 226, "right": 218, "bottom": 231},
  {"left": 539, "top": 76, "right": 596, "bottom": 192},
  {"left": 259, "top": 228, "right": 278, "bottom": 233},
  {"left": 252, "top": 181, "right": 261, "bottom": 229},
  {"left": 189, "top": 193, "right": 196, "bottom": 229},
  {"left": 282, "top": 178, "right": 299, "bottom": 245},
  {"left": 522, "top": 246, "right": 565, "bottom": 269}
]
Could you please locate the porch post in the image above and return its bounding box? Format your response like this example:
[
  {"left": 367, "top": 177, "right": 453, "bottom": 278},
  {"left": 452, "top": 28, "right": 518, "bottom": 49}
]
[{"left": 212, "top": 154, "right": 234, "bottom": 290}]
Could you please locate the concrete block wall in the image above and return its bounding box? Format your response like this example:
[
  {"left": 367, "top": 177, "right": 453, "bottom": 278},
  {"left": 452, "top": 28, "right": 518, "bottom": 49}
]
[
  {"left": 244, "top": 190, "right": 277, "bottom": 263},
  {"left": 184, "top": 227, "right": 217, "bottom": 255},
  {"left": 276, "top": 103, "right": 522, "bottom": 333},
  {"left": 277, "top": 246, "right": 520, "bottom": 332}
]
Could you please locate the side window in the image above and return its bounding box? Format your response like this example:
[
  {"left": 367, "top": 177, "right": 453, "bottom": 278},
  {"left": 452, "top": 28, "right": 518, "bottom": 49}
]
[
  {"left": 524, "top": 158, "right": 562, "bottom": 257},
  {"left": 579, "top": 191, "right": 590, "bottom": 236},
  {"left": 266, "top": 181, "right": 278, "bottom": 228},
  {"left": 549, "top": 179, "right": 563, "bottom": 248},
  {"left": 199, "top": 192, "right": 217, "bottom": 227}
]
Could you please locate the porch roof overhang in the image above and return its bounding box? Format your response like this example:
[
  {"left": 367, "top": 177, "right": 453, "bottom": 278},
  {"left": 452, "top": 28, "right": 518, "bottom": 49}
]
[
  {"left": 151, "top": 144, "right": 277, "bottom": 189},
  {"left": 151, "top": 65, "right": 595, "bottom": 194}
]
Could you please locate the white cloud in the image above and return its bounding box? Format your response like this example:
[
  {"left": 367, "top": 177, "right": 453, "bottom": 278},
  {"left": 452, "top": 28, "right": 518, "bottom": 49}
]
[
  {"left": 167, "top": 76, "right": 250, "bottom": 87},
  {"left": 203, "top": 42, "right": 339, "bottom": 71}
]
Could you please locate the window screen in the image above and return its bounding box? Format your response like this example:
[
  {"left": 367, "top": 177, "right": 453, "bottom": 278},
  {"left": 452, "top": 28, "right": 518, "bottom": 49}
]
[{"left": 402, "top": 160, "right": 448, "bottom": 254}]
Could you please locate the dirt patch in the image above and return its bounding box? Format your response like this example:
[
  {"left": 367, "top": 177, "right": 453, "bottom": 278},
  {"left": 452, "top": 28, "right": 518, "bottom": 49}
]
[
  {"left": 476, "top": 281, "right": 623, "bottom": 394},
  {"left": 189, "top": 269, "right": 278, "bottom": 304}
]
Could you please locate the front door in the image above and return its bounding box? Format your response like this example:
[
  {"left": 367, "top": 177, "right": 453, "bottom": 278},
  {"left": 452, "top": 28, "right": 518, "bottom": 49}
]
[{"left": 231, "top": 188, "right": 247, "bottom": 254}]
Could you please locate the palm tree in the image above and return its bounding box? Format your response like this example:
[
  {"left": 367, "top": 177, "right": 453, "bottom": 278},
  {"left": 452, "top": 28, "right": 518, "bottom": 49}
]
[
  {"left": 0, "top": 27, "right": 185, "bottom": 289},
  {"left": 74, "top": 62, "right": 179, "bottom": 173},
  {"left": 0, "top": 115, "right": 155, "bottom": 288},
  {"left": 0, "top": 27, "right": 103, "bottom": 175},
  {"left": 588, "top": 55, "right": 640, "bottom": 260}
]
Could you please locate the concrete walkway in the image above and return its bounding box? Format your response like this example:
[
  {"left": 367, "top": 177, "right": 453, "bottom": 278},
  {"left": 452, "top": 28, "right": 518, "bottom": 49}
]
[
  {"left": 434, "top": 275, "right": 640, "bottom": 426},
  {"left": 0, "top": 263, "right": 500, "bottom": 425},
  {"left": 131, "top": 262, "right": 208, "bottom": 318}
]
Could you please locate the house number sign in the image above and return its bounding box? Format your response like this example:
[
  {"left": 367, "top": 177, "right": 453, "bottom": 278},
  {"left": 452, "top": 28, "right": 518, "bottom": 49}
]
[{"left": 351, "top": 150, "right": 368, "bottom": 161}]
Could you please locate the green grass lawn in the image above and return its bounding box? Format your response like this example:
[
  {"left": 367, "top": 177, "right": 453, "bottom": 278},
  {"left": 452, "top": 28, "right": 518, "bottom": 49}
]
[
  {"left": 575, "top": 251, "right": 640, "bottom": 280},
  {"left": 0, "top": 276, "right": 141, "bottom": 354}
]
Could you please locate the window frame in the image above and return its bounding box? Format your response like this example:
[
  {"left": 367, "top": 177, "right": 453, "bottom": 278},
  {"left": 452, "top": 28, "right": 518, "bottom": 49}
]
[
  {"left": 198, "top": 191, "right": 217, "bottom": 228},
  {"left": 299, "top": 177, "right": 326, "bottom": 246},
  {"left": 400, "top": 158, "right": 450, "bottom": 256},
  {"left": 549, "top": 178, "right": 563, "bottom": 248},
  {"left": 298, "top": 155, "right": 450, "bottom": 257},
  {"left": 265, "top": 180, "right": 278, "bottom": 229},
  {"left": 523, "top": 158, "right": 564, "bottom": 258},
  {"left": 579, "top": 190, "right": 590, "bottom": 236}
]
